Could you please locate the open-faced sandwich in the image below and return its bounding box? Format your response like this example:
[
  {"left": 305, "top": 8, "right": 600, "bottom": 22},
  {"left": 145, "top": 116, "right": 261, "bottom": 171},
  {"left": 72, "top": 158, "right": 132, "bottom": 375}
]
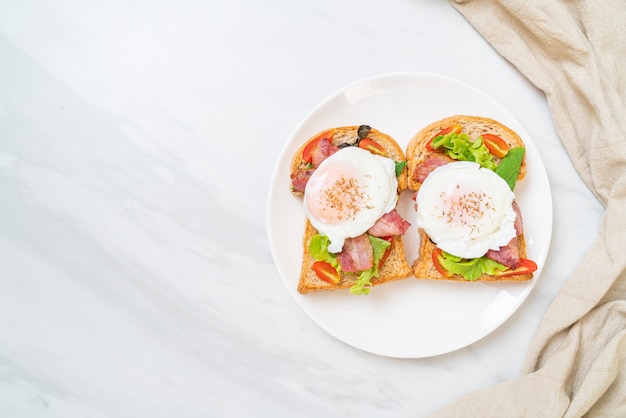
[
  {"left": 406, "top": 115, "right": 537, "bottom": 282},
  {"left": 290, "top": 125, "right": 412, "bottom": 294}
]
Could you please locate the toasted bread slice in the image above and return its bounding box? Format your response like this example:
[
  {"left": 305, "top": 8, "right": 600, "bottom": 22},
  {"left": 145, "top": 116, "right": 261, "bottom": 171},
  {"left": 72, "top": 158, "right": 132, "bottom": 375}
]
[
  {"left": 407, "top": 115, "right": 534, "bottom": 282},
  {"left": 406, "top": 115, "right": 526, "bottom": 191},
  {"left": 291, "top": 125, "right": 412, "bottom": 294},
  {"left": 291, "top": 125, "right": 408, "bottom": 194},
  {"left": 297, "top": 220, "right": 412, "bottom": 294}
]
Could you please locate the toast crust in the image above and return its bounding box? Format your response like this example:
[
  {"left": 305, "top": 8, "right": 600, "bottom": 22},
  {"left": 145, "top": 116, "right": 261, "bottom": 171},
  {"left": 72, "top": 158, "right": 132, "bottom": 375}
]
[
  {"left": 406, "top": 115, "right": 527, "bottom": 191},
  {"left": 291, "top": 125, "right": 412, "bottom": 294},
  {"left": 297, "top": 220, "right": 412, "bottom": 294},
  {"left": 291, "top": 126, "right": 408, "bottom": 194}
]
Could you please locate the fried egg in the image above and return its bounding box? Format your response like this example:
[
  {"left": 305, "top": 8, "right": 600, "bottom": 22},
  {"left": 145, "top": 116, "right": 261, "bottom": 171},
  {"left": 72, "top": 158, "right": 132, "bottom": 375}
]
[
  {"left": 415, "top": 161, "right": 516, "bottom": 259},
  {"left": 303, "top": 146, "right": 398, "bottom": 253}
]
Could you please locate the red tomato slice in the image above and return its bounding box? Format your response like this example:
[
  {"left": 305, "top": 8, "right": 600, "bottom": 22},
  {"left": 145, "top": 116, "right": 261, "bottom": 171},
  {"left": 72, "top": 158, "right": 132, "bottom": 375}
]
[
  {"left": 302, "top": 130, "right": 334, "bottom": 163},
  {"left": 482, "top": 133, "right": 509, "bottom": 158},
  {"left": 358, "top": 138, "right": 387, "bottom": 156},
  {"left": 426, "top": 124, "right": 463, "bottom": 151},
  {"left": 312, "top": 261, "right": 340, "bottom": 284},
  {"left": 494, "top": 258, "right": 538, "bottom": 277},
  {"left": 431, "top": 248, "right": 452, "bottom": 277}
]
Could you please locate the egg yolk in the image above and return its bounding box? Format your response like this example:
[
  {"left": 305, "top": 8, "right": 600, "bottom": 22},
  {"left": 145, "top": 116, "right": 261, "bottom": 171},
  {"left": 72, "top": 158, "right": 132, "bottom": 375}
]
[
  {"left": 305, "top": 163, "right": 369, "bottom": 226},
  {"left": 439, "top": 184, "right": 497, "bottom": 236}
]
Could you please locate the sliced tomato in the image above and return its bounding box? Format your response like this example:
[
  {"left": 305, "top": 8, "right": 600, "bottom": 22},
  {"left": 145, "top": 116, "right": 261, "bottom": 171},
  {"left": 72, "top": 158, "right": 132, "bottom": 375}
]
[
  {"left": 426, "top": 124, "right": 463, "bottom": 151},
  {"left": 494, "top": 258, "right": 538, "bottom": 277},
  {"left": 358, "top": 138, "right": 387, "bottom": 156},
  {"left": 432, "top": 248, "right": 452, "bottom": 277},
  {"left": 482, "top": 133, "right": 509, "bottom": 158},
  {"left": 302, "top": 130, "right": 335, "bottom": 163},
  {"left": 312, "top": 261, "right": 340, "bottom": 284},
  {"left": 378, "top": 236, "right": 394, "bottom": 268}
]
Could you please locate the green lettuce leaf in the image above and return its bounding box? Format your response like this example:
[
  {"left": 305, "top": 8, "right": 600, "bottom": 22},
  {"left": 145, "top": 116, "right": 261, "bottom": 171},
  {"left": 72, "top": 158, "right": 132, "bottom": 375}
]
[
  {"left": 308, "top": 234, "right": 339, "bottom": 270},
  {"left": 494, "top": 147, "right": 525, "bottom": 190},
  {"left": 440, "top": 250, "right": 509, "bottom": 281},
  {"left": 432, "top": 132, "right": 497, "bottom": 170},
  {"left": 394, "top": 160, "right": 407, "bottom": 177},
  {"left": 350, "top": 268, "right": 376, "bottom": 295}
]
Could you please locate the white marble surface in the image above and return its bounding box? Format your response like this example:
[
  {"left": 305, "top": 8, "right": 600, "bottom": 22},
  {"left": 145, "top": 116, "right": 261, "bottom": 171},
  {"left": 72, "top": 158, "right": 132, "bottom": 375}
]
[{"left": 0, "top": 1, "right": 605, "bottom": 417}]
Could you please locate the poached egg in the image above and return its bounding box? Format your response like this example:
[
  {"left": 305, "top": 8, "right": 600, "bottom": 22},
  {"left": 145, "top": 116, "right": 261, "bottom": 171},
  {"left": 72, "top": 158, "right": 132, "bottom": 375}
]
[
  {"left": 303, "top": 146, "right": 398, "bottom": 253},
  {"left": 415, "top": 161, "right": 516, "bottom": 259}
]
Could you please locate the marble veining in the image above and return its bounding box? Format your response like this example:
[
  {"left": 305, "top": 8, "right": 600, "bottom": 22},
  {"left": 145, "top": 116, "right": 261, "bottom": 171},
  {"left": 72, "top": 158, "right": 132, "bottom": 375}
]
[{"left": 0, "top": 1, "right": 604, "bottom": 417}]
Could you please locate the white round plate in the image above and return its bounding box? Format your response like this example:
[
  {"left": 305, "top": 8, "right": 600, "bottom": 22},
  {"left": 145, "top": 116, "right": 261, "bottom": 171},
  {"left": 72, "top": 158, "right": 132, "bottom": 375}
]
[{"left": 267, "top": 72, "right": 552, "bottom": 358}]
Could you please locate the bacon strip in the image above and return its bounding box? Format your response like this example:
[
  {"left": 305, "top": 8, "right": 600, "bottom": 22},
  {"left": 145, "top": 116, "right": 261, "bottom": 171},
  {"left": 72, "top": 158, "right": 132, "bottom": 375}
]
[
  {"left": 368, "top": 209, "right": 411, "bottom": 237},
  {"left": 337, "top": 234, "right": 374, "bottom": 273},
  {"left": 485, "top": 237, "right": 520, "bottom": 268},
  {"left": 411, "top": 154, "right": 453, "bottom": 183},
  {"left": 290, "top": 168, "right": 315, "bottom": 194},
  {"left": 311, "top": 138, "right": 339, "bottom": 168},
  {"left": 290, "top": 138, "right": 339, "bottom": 193}
]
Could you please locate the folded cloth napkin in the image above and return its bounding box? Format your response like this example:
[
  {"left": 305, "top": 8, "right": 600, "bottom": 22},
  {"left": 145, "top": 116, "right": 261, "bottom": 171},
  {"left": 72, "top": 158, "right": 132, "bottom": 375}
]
[{"left": 430, "top": 1, "right": 626, "bottom": 417}]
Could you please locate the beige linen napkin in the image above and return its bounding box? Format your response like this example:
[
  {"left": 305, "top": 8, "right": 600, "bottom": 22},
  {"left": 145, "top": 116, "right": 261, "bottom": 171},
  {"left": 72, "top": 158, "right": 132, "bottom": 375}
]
[{"left": 430, "top": 1, "right": 626, "bottom": 417}]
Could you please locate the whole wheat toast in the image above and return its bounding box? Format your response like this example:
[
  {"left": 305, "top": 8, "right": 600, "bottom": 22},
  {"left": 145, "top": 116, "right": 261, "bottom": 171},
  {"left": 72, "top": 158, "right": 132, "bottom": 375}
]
[
  {"left": 407, "top": 115, "right": 534, "bottom": 282},
  {"left": 290, "top": 125, "right": 412, "bottom": 294}
]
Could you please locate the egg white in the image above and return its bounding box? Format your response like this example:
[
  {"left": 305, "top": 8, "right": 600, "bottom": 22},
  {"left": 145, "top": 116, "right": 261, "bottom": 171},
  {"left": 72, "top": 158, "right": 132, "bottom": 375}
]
[
  {"left": 415, "top": 161, "right": 517, "bottom": 259},
  {"left": 303, "top": 146, "right": 398, "bottom": 253}
]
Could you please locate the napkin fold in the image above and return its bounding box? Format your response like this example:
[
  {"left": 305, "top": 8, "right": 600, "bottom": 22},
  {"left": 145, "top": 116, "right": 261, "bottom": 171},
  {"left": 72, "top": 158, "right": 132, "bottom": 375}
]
[{"left": 430, "top": 1, "right": 626, "bottom": 416}]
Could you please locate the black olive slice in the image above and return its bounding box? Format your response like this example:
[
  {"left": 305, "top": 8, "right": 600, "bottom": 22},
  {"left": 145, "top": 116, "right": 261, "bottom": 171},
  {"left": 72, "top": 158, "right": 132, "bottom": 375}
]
[
  {"left": 357, "top": 125, "right": 371, "bottom": 140},
  {"left": 336, "top": 125, "right": 372, "bottom": 148}
]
